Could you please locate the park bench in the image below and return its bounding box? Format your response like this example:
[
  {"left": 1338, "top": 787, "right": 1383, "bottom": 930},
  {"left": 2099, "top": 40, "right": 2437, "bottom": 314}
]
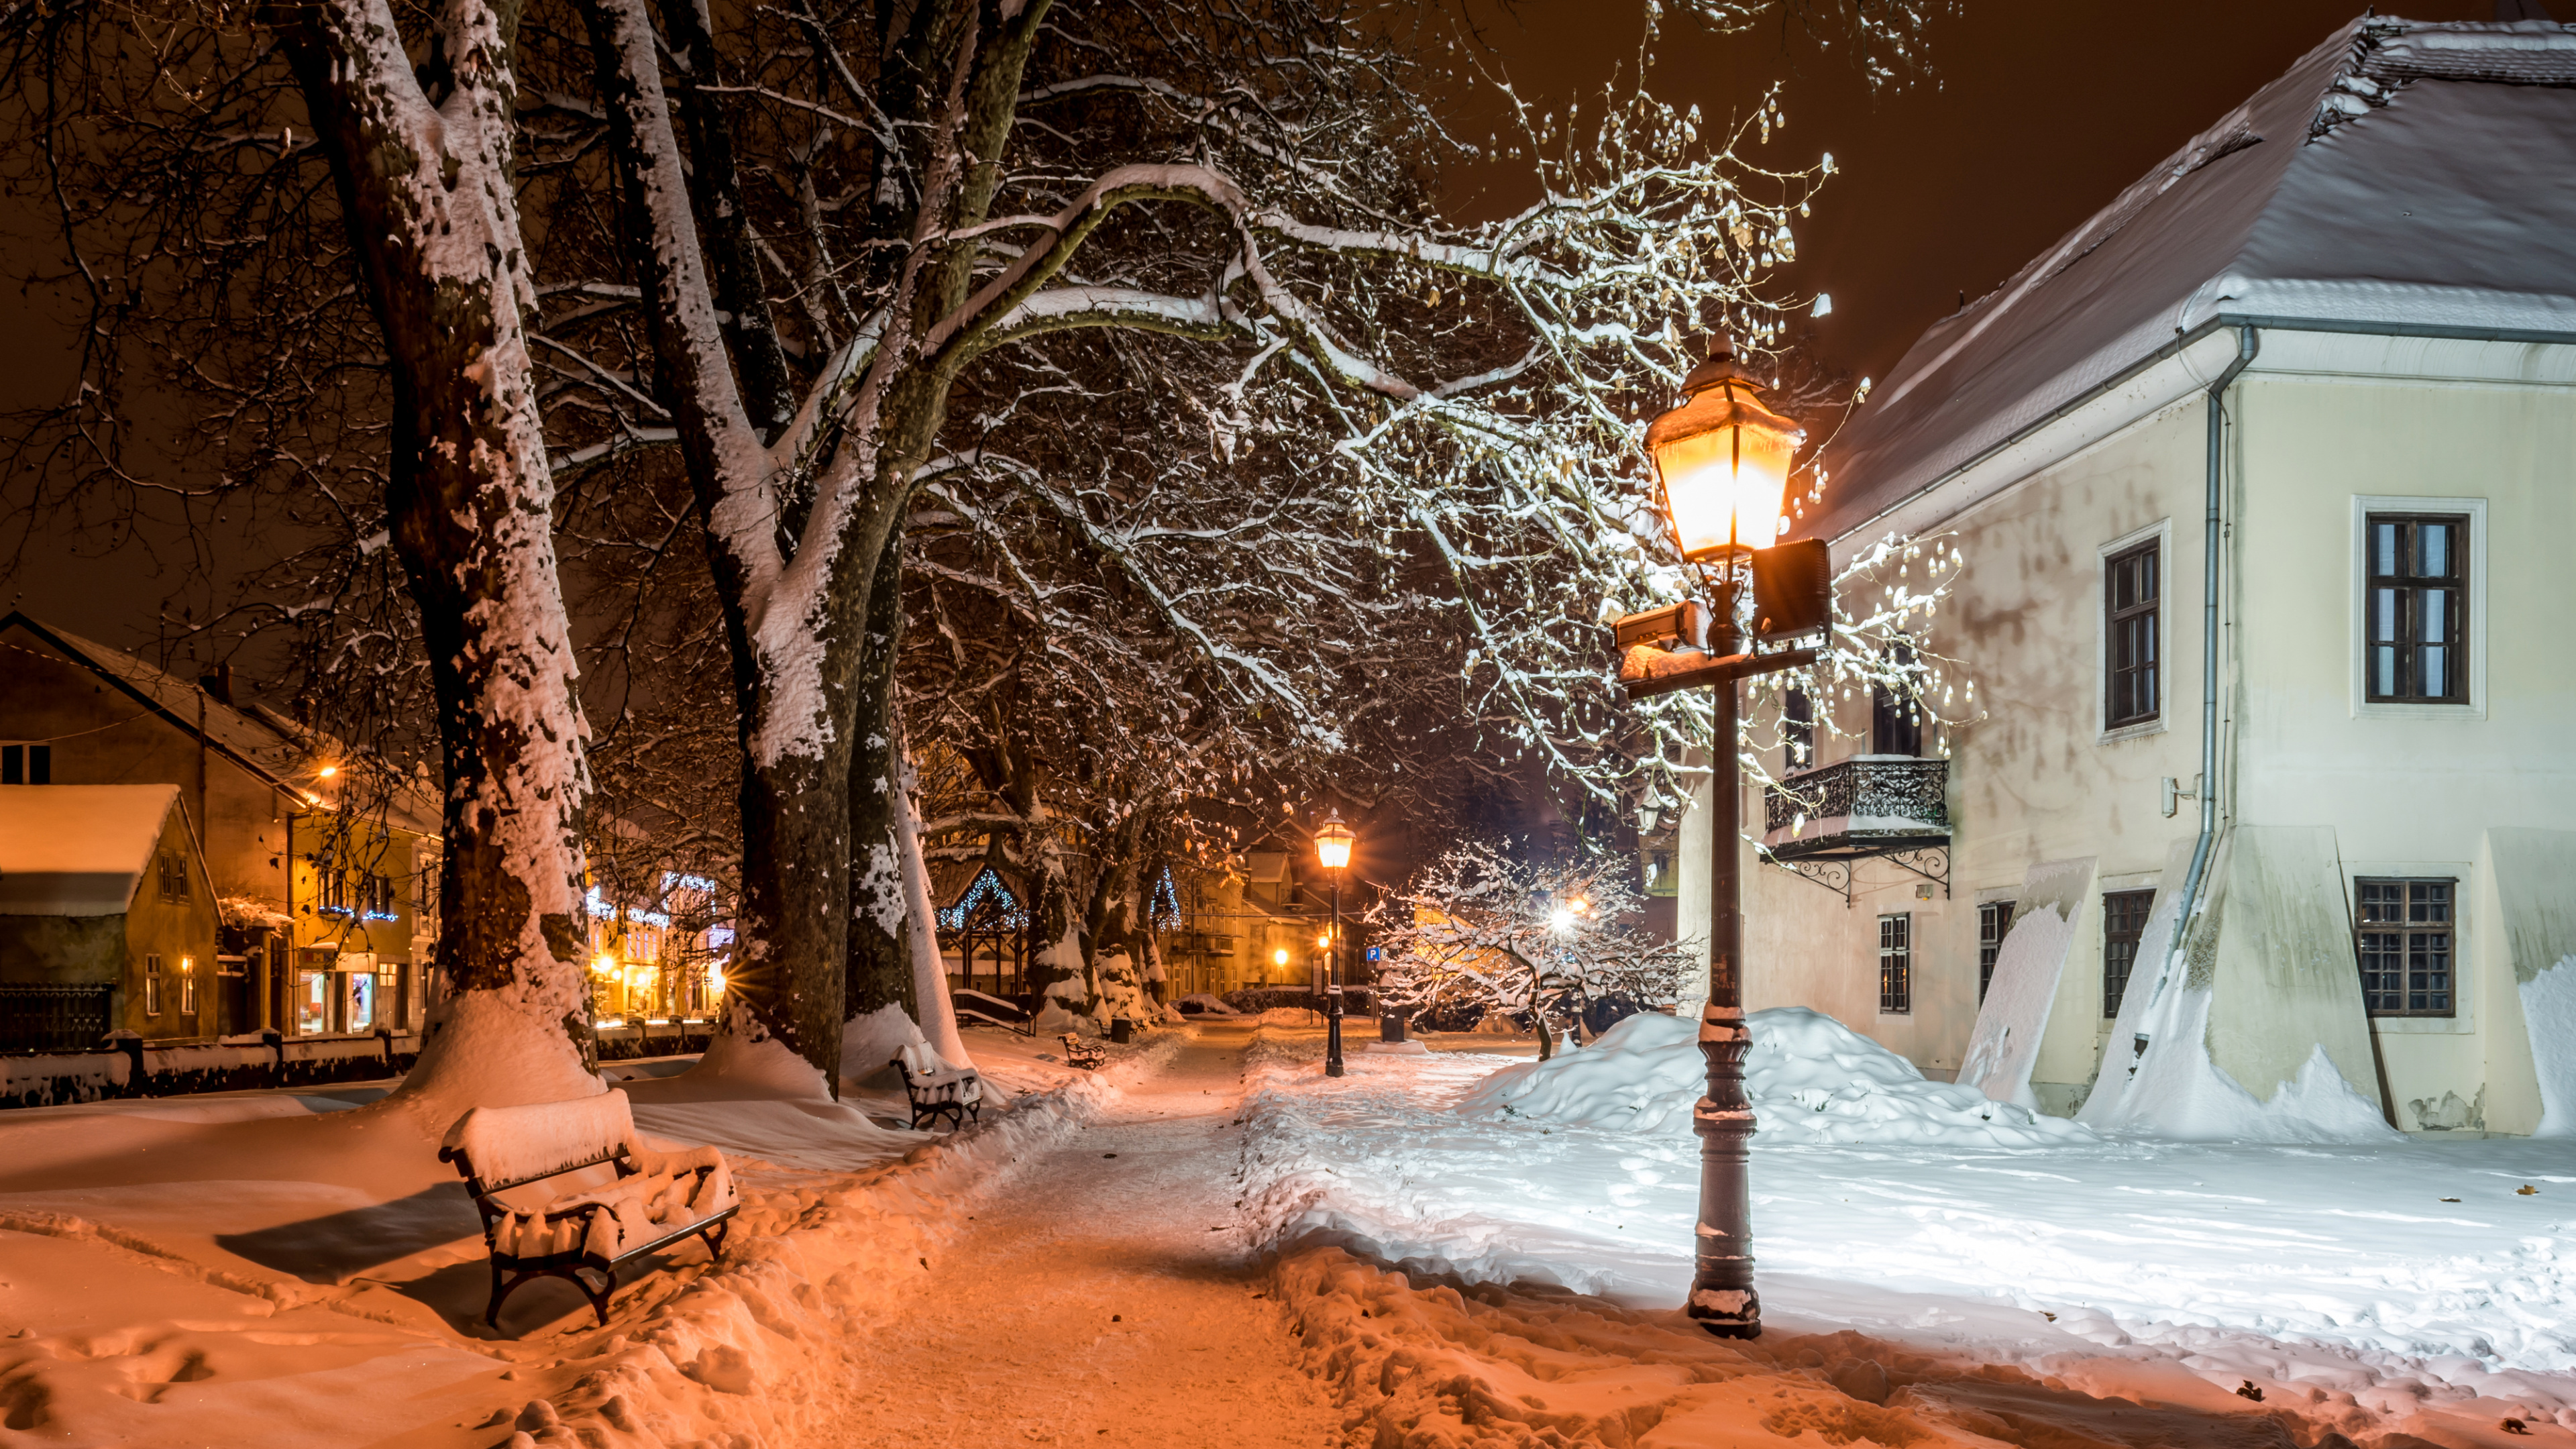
[
  {"left": 891, "top": 1041, "right": 985, "bottom": 1131},
  {"left": 439, "top": 1089, "right": 739, "bottom": 1330},
  {"left": 1059, "top": 1032, "right": 1106, "bottom": 1071}
]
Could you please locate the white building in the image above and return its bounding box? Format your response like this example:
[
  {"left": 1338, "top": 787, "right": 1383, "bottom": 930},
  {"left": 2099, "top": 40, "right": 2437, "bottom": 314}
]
[{"left": 1680, "top": 15, "right": 2576, "bottom": 1136}]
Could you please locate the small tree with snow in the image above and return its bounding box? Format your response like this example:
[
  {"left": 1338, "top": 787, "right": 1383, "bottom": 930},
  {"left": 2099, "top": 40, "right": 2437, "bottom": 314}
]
[{"left": 1370, "top": 841, "right": 1691, "bottom": 1060}]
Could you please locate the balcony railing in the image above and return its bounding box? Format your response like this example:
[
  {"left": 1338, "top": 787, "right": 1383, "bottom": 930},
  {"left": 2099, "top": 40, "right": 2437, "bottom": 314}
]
[{"left": 1760, "top": 756, "right": 1949, "bottom": 861}]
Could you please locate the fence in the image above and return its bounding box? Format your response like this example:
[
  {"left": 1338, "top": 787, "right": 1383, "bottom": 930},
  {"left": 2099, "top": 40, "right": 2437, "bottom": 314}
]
[{"left": 0, "top": 985, "right": 116, "bottom": 1053}]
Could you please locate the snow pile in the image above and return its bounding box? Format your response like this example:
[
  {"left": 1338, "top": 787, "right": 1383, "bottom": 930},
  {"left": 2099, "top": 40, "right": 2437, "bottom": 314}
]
[
  {"left": 2082, "top": 891, "right": 2396, "bottom": 1143},
  {"left": 1257, "top": 1006, "right": 1322, "bottom": 1026},
  {"left": 1232, "top": 1023, "right": 2576, "bottom": 1438},
  {"left": 2523, "top": 955, "right": 2576, "bottom": 1138},
  {"left": 1174, "top": 993, "right": 1240, "bottom": 1015},
  {"left": 841, "top": 1001, "right": 928, "bottom": 1088},
  {"left": 1457, "top": 1008, "right": 2094, "bottom": 1148}
]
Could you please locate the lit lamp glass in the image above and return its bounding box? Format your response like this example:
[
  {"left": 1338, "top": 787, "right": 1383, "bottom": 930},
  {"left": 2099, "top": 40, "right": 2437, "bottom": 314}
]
[
  {"left": 1644, "top": 339, "right": 1803, "bottom": 563},
  {"left": 1313, "top": 810, "right": 1356, "bottom": 871}
]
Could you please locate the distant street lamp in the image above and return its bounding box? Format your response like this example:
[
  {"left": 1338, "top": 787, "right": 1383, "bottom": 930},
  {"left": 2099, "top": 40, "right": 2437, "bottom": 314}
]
[
  {"left": 1313, "top": 808, "right": 1357, "bottom": 1077},
  {"left": 1612, "top": 335, "right": 1830, "bottom": 1342}
]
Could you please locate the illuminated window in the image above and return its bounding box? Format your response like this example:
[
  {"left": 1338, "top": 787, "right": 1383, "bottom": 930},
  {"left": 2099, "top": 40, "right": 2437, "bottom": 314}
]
[
  {"left": 144, "top": 955, "right": 163, "bottom": 1016},
  {"left": 180, "top": 958, "right": 197, "bottom": 1016},
  {"left": 1877, "top": 914, "right": 1911, "bottom": 1014}
]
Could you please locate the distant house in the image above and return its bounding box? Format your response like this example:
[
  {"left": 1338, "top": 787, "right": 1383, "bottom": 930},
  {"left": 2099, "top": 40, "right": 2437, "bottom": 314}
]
[
  {"left": 0, "top": 785, "right": 218, "bottom": 1046},
  {"left": 1675, "top": 17, "right": 2576, "bottom": 1134},
  {"left": 0, "top": 613, "right": 441, "bottom": 1047}
]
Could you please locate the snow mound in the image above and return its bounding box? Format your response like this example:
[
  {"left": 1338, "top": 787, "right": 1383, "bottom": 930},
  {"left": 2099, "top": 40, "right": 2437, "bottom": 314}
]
[
  {"left": 1456, "top": 1008, "right": 2095, "bottom": 1148},
  {"left": 1257, "top": 1006, "right": 1322, "bottom": 1026},
  {"left": 1175, "top": 993, "right": 1240, "bottom": 1016}
]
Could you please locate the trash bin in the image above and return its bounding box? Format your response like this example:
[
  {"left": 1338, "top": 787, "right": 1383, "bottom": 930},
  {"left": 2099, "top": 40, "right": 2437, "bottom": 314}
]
[
  {"left": 1379, "top": 1013, "right": 1407, "bottom": 1042},
  {"left": 1109, "top": 1016, "right": 1135, "bottom": 1044}
]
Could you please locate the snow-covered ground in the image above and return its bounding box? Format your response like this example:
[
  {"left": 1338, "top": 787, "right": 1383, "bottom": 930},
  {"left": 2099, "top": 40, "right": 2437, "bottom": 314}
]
[
  {"left": 1238, "top": 1015, "right": 2576, "bottom": 1444},
  {"left": 0, "top": 1024, "right": 1174, "bottom": 1448}
]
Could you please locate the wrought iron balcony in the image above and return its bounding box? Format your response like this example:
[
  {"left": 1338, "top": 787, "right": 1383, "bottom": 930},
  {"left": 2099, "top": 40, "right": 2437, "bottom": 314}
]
[{"left": 1760, "top": 756, "right": 1949, "bottom": 862}]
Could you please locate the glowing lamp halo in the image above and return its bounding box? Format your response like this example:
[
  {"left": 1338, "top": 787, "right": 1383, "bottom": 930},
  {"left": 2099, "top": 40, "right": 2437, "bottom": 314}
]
[
  {"left": 1644, "top": 345, "right": 1804, "bottom": 564},
  {"left": 1313, "top": 808, "right": 1357, "bottom": 871}
]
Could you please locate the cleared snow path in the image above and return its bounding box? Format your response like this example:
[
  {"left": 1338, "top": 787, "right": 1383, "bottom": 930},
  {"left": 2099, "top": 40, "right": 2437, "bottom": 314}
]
[{"left": 804, "top": 1022, "right": 1342, "bottom": 1448}]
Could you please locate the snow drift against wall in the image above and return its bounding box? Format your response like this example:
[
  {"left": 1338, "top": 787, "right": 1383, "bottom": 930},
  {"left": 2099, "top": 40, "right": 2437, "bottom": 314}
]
[
  {"left": 1456, "top": 1008, "right": 2093, "bottom": 1148},
  {"left": 2523, "top": 956, "right": 2576, "bottom": 1138},
  {"left": 1959, "top": 857, "right": 2094, "bottom": 1110},
  {"left": 2080, "top": 885, "right": 2394, "bottom": 1143}
]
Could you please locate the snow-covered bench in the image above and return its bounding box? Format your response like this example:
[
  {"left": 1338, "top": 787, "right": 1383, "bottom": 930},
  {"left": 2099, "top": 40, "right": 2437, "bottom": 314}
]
[
  {"left": 439, "top": 1089, "right": 738, "bottom": 1330},
  {"left": 1059, "top": 1032, "right": 1106, "bottom": 1071},
  {"left": 891, "top": 1042, "right": 983, "bottom": 1131}
]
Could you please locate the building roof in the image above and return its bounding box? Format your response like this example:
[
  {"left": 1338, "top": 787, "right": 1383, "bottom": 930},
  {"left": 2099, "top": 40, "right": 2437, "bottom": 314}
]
[
  {"left": 0, "top": 784, "right": 186, "bottom": 916},
  {"left": 1809, "top": 16, "right": 2576, "bottom": 543},
  {"left": 0, "top": 612, "right": 441, "bottom": 837}
]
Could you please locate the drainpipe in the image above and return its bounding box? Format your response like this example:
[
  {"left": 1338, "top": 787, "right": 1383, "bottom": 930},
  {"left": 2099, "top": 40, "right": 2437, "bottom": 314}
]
[{"left": 2159, "top": 325, "right": 2258, "bottom": 1006}]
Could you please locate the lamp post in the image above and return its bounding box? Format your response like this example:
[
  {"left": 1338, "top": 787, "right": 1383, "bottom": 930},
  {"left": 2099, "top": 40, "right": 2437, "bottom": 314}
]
[
  {"left": 1313, "top": 809, "right": 1356, "bottom": 1077},
  {"left": 1613, "top": 335, "right": 1816, "bottom": 1342}
]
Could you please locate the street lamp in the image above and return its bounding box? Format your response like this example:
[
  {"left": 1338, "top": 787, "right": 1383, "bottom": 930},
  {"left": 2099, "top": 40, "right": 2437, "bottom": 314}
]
[
  {"left": 1313, "top": 808, "right": 1357, "bottom": 1077},
  {"left": 1614, "top": 334, "right": 1819, "bottom": 1342}
]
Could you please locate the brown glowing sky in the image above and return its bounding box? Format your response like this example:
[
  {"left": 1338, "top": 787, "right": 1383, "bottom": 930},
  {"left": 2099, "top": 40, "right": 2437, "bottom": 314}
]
[
  {"left": 0, "top": 1, "right": 2504, "bottom": 653},
  {"left": 1443, "top": 0, "right": 2491, "bottom": 390}
]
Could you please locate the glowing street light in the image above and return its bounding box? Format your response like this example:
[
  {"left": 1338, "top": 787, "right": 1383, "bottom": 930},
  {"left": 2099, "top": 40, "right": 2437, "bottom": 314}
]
[
  {"left": 1644, "top": 337, "right": 1801, "bottom": 564},
  {"left": 1606, "top": 333, "right": 1831, "bottom": 1345},
  {"left": 1313, "top": 808, "right": 1357, "bottom": 1078}
]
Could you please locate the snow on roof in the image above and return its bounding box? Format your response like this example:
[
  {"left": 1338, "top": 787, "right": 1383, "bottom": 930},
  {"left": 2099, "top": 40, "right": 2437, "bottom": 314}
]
[
  {"left": 0, "top": 784, "right": 183, "bottom": 916},
  {"left": 1809, "top": 17, "right": 2576, "bottom": 543}
]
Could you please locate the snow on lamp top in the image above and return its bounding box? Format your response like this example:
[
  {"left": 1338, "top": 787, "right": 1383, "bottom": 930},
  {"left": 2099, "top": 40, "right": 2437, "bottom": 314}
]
[
  {"left": 1313, "top": 808, "right": 1356, "bottom": 871},
  {"left": 1644, "top": 338, "right": 1803, "bottom": 564}
]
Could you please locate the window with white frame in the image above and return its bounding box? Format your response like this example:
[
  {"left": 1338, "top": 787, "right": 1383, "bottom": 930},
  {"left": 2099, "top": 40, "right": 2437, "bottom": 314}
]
[
  {"left": 2355, "top": 877, "right": 2455, "bottom": 1017},
  {"left": 2363, "top": 515, "right": 2469, "bottom": 704},
  {"left": 2104, "top": 540, "right": 2160, "bottom": 728}
]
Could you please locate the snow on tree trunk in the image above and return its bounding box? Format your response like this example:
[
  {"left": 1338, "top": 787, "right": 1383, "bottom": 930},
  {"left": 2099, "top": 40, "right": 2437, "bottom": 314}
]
[
  {"left": 846, "top": 534, "right": 914, "bottom": 1023},
  {"left": 898, "top": 741, "right": 971, "bottom": 1067},
  {"left": 273, "top": 0, "right": 598, "bottom": 1120}
]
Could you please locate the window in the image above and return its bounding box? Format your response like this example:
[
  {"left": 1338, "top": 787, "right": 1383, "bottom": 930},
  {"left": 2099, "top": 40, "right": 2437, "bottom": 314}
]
[
  {"left": 2364, "top": 515, "right": 2467, "bottom": 703},
  {"left": 1877, "top": 913, "right": 1911, "bottom": 1014},
  {"left": 1870, "top": 645, "right": 1922, "bottom": 757},
  {"left": 2105, "top": 541, "right": 2160, "bottom": 727},
  {"left": 2102, "top": 889, "right": 2155, "bottom": 1018},
  {"left": 144, "top": 955, "right": 163, "bottom": 1016},
  {"left": 1978, "top": 901, "right": 2015, "bottom": 1003},
  {"left": 2356, "top": 877, "right": 2454, "bottom": 1016},
  {"left": 158, "top": 852, "right": 189, "bottom": 903},
  {"left": 180, "top": 957, "right": 197, "bottom": 1016},
  {"left": 317, "top": 861, "right": 349, "bottom": 916},
  {"left": 1, "top": 743, "right": 52, "bottom": 784},
  {"left": 1783, "top": 687, "right": 1815, "bottom": 769}
]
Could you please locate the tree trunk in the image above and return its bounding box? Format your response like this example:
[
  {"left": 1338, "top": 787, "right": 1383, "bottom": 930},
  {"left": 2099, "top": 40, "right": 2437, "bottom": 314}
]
[
  {"left": 846, "top": 532, "right": 913, "bottom": 1024},
  {"left": 272, "top": 0, "right": 598, "bottom": 1119}
]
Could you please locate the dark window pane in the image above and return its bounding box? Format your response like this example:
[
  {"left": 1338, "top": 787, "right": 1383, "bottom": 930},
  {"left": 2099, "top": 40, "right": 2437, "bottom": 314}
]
[
  {"left": 26, "top": 745, "right": 46, "bottom": 784},
  {"left": 2365, "top": 516, "right": 2471, "bottom": 704},
  {"left": 2355, "top": 877, "right": 2458, "bottom": 1018}
]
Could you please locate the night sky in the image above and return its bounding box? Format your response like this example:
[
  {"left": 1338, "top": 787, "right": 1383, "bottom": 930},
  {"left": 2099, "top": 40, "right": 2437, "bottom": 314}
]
[
  {"left": 0, "top": 0, "right": 2500, "bottom": 654},
  {"left": 1449, "top": 0, "right": 2491, "bottom": 389}
]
